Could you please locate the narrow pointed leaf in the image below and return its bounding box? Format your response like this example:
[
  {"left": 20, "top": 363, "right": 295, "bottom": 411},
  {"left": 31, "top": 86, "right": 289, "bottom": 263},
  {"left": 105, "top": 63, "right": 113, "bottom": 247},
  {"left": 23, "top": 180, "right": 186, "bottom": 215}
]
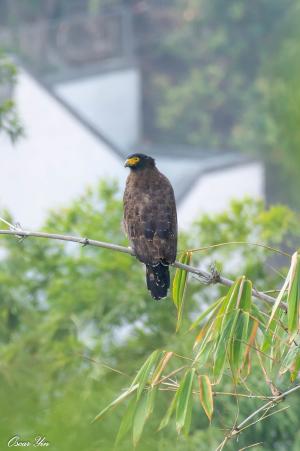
[
  {"left": 193, "top": 319, "right": 216, "bottom": 362},
  {"left": 131, "top": 350, "right": 161, "bottom": 399},
  {"left": 290, "top": 352, "right": 300, "bottom": 382},
  {"left": 238, "top": 279, "right": 252, "bottom": 311},
  {"left": 279, "top": 346, "right": 300, "bottom": 376},
  {"left": 172, "top": 251, "right": 192, "bottom": 331},
  {"left": 145, "top": 386, "right": 157, "bottom": 419},
  {"left": 244, "top": 319, "right": 259, "bottom": 363},
  {"left": 176, "top": 368, "right": 195, "bottom": 434},
  {"left": 115, "top": 396, "right": 137, "bottom": 445},
  {"left": 93, "top": 384, "right": 138, "bottom": 422},
  {"left": 194, "top": 314, "right": 216, "bottom": 349},
  {"left": 229, "top": 311, "right": 249, "bottom": 380},
  {"left": 151, "top": 351, "right": 173, "bottom": 386},
  {"left": 213, "top": 310, "right": 239, "bottom": 382},
  {"left": 189, "top": 297, "right": 224, "bottom": 331},
  {"left": 287, "top": 252, "right": 300, "bottom": 335},
  {"left": 267, "top": 267, "right": 290, "bottom": 329},
  {"left": 198, "top": 375, "right": 214, "bottom": 421},
  {"left": 194, "top": 339, "right": 214, "bottom": 368},
  {"left": 214, "top": 278, "right": 243, "bottom": 334},
  {"left": 133, "top": 393, "right": 149, "bottom": 446},
  {"left": 159, "top": 390, "right": 179, "bottom": 430},
  {"left": 225, "top": 276, "right": 245, "bottom": 313}
]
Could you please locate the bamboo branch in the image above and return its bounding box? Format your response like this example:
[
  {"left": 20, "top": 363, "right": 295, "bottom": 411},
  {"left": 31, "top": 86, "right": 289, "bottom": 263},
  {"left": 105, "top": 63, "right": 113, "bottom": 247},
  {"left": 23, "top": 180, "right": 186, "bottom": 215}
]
[
  {"left": 0, "top": 228, "right": 286, "bottom": 309},
  {"left": 218, "top": 384, "right": 300, "bottom": 449}
]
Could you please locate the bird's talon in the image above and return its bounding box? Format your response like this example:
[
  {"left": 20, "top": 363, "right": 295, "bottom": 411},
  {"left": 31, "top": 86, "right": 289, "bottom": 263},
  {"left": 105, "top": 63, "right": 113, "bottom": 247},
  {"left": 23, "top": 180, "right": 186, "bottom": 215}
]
[{"left": 209, "top": 263, "right": 221, "bottom": 284}]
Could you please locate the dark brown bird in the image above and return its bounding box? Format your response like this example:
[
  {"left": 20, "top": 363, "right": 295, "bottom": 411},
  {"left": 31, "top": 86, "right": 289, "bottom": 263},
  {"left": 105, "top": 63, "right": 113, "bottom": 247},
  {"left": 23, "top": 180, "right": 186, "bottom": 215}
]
[{"left": 123, "top": 153, "right": 177, "bottom": 300}]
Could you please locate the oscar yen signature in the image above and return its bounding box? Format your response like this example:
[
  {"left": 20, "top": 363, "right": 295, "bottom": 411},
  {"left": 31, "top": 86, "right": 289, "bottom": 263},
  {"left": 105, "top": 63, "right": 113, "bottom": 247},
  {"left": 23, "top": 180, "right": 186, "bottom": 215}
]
[{"left": 7, "top": 435, "right": 49, "bottom": 447}]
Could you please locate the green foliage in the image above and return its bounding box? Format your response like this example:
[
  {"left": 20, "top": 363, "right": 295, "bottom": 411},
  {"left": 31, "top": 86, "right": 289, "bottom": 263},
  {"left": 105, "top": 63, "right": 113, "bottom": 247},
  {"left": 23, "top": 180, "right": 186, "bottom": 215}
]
[
  {"left": 141, "top": 0, "right": 300, "bottom": 207},
  {"left": 1, "top": 185, "right": 300, "bottom": 450},
  {"left": 143, "top": 0, "right": 291, "bottom": 146},
  {"left": 97, "top": 197, "right": 300, "bottom": 448},
  {"left": 172, "top": 251, "right": 192, "bottom": 331},
  {"left": 0, "top": 52, "right": 23, "bottom": 142}
]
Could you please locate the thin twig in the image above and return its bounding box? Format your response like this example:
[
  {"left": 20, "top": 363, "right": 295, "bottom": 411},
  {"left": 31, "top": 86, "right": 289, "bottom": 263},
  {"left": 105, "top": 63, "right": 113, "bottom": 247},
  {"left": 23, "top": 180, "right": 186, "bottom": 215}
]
[
  {"left": 238, "top": 442, "right": 264, "bottom": 451},
  {"left": 158, "top": 386, "right": 275, "bottom": 401},
  {"left": 236, "top": 405, "right": 289, "bottom": 435},
  {"left": 76, "top": 353, "right": 130, "bottom": 377},
  {"left": 155, "top": 366, "right": 187, "bottom": 386},
  {"left": 0, "top": 227, "right": 286, "bottom": 309},
  {"left": 255, "top": 345, "right": 281, "bottom": 396},
  {"left": 226, "top": 384, "right": 300, "bottom": 441},
  {"left": 188, "top": 241, "right": 291, "bottom": 258}
]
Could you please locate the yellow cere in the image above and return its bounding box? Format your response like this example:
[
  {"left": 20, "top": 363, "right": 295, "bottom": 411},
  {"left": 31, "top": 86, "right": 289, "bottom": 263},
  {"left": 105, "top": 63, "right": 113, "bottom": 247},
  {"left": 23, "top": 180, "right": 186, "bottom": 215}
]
[{"left": 126, "top": 156, "right": 140, "bottom": 166}]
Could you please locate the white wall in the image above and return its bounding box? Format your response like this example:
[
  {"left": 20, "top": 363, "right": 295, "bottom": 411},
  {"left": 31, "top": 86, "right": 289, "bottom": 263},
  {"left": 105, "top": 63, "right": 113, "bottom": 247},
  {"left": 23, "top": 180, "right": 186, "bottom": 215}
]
[
  {"left": 0, "top": 70, "right": 125, "bottom": 228},
  {"left": 55, "top": 68, "right": 140, "bottom": 151},
  {"left": 178, "top": 163, "right": 265, "bottom": 229}
]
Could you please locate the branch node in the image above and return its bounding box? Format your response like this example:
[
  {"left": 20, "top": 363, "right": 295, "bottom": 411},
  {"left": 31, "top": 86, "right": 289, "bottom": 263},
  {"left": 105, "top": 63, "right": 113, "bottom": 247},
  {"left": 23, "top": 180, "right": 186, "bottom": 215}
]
[
  {"left": 200, "top": 263, "right": 221, "bottom": 285},
  {"left": 195, "top": 263, "right": 221, "bottom": 285},
  {"left": 12, "top": 222, "right": 27, "bottom": 241},
  {"left": 230, "top": 427, "right": 240, "bottom": 437},
  {"left": 82, "top": 237, "right": 90, "bottom": 247}
]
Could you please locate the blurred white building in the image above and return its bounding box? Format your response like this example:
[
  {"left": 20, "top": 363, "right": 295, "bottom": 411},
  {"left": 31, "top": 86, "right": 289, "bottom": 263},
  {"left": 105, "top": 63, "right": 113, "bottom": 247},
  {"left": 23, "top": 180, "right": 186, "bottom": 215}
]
[{"left": 0, "top": 68, "right": 264, "bottom": 230}]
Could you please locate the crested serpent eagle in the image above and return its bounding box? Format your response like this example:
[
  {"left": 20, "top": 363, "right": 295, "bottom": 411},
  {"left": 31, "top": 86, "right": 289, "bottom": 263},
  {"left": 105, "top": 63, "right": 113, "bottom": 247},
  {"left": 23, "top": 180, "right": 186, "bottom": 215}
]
[{"left": 123, "top": 153, "right": 178, "bottom": 300}]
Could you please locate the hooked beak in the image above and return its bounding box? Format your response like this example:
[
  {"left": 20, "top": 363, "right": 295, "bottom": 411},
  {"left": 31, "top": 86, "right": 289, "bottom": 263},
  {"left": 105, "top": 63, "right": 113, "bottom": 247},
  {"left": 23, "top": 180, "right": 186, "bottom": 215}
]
[{"left": 124, "top": 157, "right": 140, "bottom": 168}]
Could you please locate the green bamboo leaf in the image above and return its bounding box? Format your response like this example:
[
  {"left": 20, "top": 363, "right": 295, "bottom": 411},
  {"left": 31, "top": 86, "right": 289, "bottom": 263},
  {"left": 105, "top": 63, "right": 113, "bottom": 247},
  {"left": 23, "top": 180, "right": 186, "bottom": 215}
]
[
  {"left": 145, "top": 386, "right": 157, "bottom": 419},
  {"left": 131, "top": 350, "right": 161, "bottom": 399},
  {"left": 251, "top": 303, "right": 268, "bottom": 326},
  {"left": 211, "top": 296, "right": 231, "bottom": 337},
  {"left": 158, "top": 390, "right": 179, "bottom": 430},
  {"left": 193, "top": 308, "right": 220, "bottom": 361},
  {"left": 176, "top": 368, "right": 195, "bottom": 434},
  {"left": 241, "top": 319, "right": 259, "bottom": 378},
  {"left": 213, "top": 310, "right": 239, "bottom": 383},
  {"left": 189, "top": 297, "right": 224, "bottom": 331},
  {"left": 261, "top": 306, "right": 282, "bottom": 354},
  {"left": 151, "top": 351, "right": 173, "bottom": 386},
  {"left": 290, "top": 352, "right": 300, "bottom": 382},
  {"left": 115, "top": 396, "right": 137, "bottom": 446},
  {"left": 279, "top": 346, "right": 300, "bottom": 376},
  {"left": 132, "top": 392, "right": 149, "bottom": 446},
  {"left": 214, "top": 277, "right": 243, "bottom": 334},
  {"left": 172, "top": 251, "right": 192, "bottom": 331},
  {"left": 194, "top": 340, "right": 214, "bottom": 368},
  {"left": 267, "top": 266, "right": 290, "bottom": 329},
  {"left": 92, "top": 383, "right": 138, "bottom": 423},
  {"left": 193, "top": 311, "right": 217, "bottom": 350},
  {"left": 238, "top": 279, "right": 252, "bottom": 311},
  {"left": 229, "top": 311, "right": 249, "bottom": 380},
  {"left": 287, "top": 252, "right": 300, "bottom": 335},
  {"left": 225, "top": 276, "right": 245, "bottom": 313},
  {"left": 198, "top": 375, "right": 214, "bottom": 421}
]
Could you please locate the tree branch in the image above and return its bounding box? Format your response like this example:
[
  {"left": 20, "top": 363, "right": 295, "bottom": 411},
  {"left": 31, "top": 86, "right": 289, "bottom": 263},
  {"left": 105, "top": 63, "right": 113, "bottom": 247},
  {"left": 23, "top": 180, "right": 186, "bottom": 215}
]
[{"left": 0, "top": 228, "right": 285, "bottom": 309}]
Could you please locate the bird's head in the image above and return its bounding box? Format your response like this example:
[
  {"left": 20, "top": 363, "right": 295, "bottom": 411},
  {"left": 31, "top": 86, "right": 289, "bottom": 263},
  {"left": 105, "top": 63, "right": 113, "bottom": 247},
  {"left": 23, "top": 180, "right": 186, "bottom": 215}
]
[{"left": 124, "top": 153, "right": 155, "bottom": 170}]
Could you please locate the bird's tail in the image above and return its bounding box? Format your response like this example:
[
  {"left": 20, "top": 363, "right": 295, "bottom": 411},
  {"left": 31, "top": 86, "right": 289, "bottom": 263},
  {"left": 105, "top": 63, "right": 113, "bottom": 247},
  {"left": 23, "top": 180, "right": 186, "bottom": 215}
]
[{"left": 146, "top": 262, "right": 170, "bottom": 300}]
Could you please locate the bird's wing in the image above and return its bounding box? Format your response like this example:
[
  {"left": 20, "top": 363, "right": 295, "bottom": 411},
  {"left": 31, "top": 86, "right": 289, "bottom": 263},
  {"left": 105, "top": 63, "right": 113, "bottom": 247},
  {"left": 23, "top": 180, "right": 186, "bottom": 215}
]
[{"left": 123, "top": 172, "right": 177, "bottom": 265}]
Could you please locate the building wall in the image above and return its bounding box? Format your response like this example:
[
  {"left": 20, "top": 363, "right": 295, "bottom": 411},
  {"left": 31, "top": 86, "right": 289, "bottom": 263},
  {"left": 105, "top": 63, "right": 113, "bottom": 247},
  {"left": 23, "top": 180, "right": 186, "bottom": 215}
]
[
  {"left": 178, "top": 163, "right": 265, "bottom": 229},
  {"left": 55, "top": 68, "right": 141, "bottom": 151},
  {"left": 0, "top": 70, "right": 124, "bottom": 228}
]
